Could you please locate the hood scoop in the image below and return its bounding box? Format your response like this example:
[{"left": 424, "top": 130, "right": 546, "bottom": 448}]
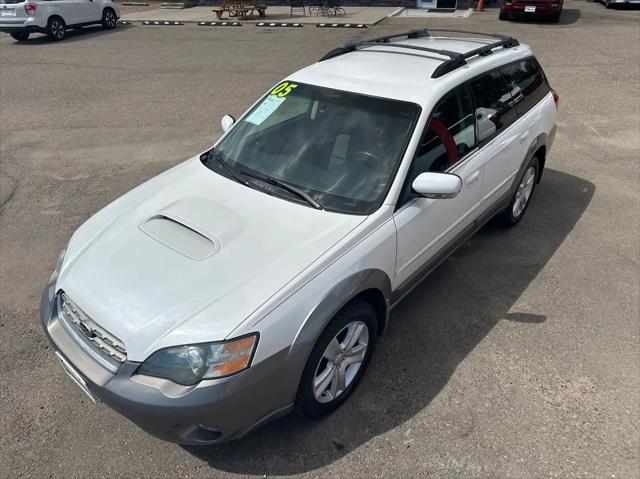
[{"left": 139, "top": 213, "right": 221, "bottom": 261}]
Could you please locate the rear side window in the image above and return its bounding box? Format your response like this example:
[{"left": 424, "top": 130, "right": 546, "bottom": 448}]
[
  {"left": 501, "top": 58, "right": 550, "bottom": 115},
  {"left": 470, "top": 70, "right": 519, "bottom": 145}
]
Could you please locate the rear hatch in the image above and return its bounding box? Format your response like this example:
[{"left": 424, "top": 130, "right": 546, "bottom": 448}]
[{"left": 0, "top": 1, "right": 28, "bottom": 24}]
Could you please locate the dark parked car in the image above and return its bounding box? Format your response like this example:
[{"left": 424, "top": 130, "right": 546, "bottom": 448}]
[{"left": 499, "top": 0, "right": 563, "bottom": 22}]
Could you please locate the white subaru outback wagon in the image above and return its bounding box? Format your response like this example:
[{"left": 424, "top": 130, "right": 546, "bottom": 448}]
[
  {"left": 0, "top": 0, "right": 119, "bottom": 42},
  {"left": 41, "top": 29, "right": 558, "bottom": 445}
]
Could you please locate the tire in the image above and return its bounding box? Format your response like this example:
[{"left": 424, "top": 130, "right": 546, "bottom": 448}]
[
  {"left": 10, "top": 32, "right": 29, "bottom": 42},
  {"left": 550, "top": 11, "right": 561, "bottom": 21},
  {"left": 46, "top": 16, "right": 66, "bottom": 41},
  {"left": 604, "top": 0, "right": 612, "bottom": 7},
  {"left": 102, "top": 8, "right": 117, "bottom": 29},
  {"left": 499, "top": 8, "right": 508, "bottom": 19},
  {"left": 497, "top": 156, "right": 539, "bottom": 227},
  {"left": 295, "top": 299, "right": 378, "bottom": 419}
]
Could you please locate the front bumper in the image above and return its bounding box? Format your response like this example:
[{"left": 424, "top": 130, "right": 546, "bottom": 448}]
[{"left": 40, "top": 280, "right": 295, "bottom": 445}]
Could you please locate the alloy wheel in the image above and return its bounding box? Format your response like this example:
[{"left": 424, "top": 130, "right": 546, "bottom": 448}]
[
  {"left": 51, "top": 20, "right": 65, "bottom": 40},
  {"left": 105, "top": 11, "right": 116, "bottom": 28},
  {"left": 313, "top": 320, "right": 369, "bottom": 403}
]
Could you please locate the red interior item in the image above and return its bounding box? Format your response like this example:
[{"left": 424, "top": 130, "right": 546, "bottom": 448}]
[{"left": 428, "top": 118, "right": 458, "bottom": 166}]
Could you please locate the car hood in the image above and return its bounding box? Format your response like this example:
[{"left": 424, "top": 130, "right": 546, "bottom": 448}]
[{"left": 58, "top": 158, "right": 365, "bottom": 361}]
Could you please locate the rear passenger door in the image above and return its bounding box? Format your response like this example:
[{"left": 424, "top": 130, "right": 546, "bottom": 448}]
[
  {"left": 45, "top": 0, "right": 83, "bottom": 25},
  {"left": 470, "top": 69, "right": 528, "bottom": 206},
  {"left": 64, "top": 0, "right": 101, "bottom": 24}
]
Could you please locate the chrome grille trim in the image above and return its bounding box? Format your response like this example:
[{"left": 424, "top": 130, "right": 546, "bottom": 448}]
[{"left": 56, "top": 291, "right": 127, "bottom": 371}]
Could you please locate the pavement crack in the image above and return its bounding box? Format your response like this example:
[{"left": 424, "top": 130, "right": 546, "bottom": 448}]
[{"left": 0, "top": 172, "right": 19, "bottom": 218}]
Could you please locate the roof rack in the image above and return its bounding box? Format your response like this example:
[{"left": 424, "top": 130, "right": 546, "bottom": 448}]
[{"left": 318, "top": 28, "right": 519, "bottom": 79}]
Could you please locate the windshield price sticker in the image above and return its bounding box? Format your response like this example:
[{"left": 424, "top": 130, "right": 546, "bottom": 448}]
[
  {"left": 245, "top": 82, "right": 298, "bottom": 125},
  {"left": 245, "top": 95, "right": 285, "bottom": 125}
]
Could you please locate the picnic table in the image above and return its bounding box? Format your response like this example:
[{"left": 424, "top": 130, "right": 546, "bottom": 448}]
[{"left": 212, "top": 0, "right": 267, "bottom": 19}]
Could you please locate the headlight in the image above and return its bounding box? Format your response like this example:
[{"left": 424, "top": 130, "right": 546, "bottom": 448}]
[{"left": 137, "top": 334, "right": 258, "bottom": 386}]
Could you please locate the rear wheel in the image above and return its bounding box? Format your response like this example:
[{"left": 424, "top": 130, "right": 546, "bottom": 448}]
[
  {"left": 550, "top": 11, "right": 561, "bottom": 21},
  {"left": 46, "top": 17, "right": 66, "bottom": 41},
  {"left": 295, "top": 299, "right": 377, "bottom": 419},
  {"left": 10, "top": 32, "right": 29, "bottom": 42},
  {"left": 604, "top": 0, "right": 612, "bottom": 7},
  {"left": 497, "top": 156, "right": 539, "bottom": 227},
  {"left": 102, "top": 8, "right": 117, "bottom": 29}
]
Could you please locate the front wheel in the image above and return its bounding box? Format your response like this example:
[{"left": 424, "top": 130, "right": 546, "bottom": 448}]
[
  {"left": 10, "top": 32, "right": 29, "bottom": 42},
  {"left": 102, "top": 8, "right": 117, "bottom": 29},
  {"left": 497, "top": 156, "right": 539, "bottom": 227},
  {"left": 46, "top": 17, "right": 66, "bottom": 41},
  {"left": 295, "top": 299, "right": 377, "bottom": 419},
  {"left": 499, "top": 8, "right": 508, "bottom": 20}
]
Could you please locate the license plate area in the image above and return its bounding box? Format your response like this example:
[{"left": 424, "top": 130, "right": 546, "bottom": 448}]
[
  {"left": 0, "top": 9, "right": 16, "bottom": 17},
  {"left": 524, "top": 5, "right": 536, "bottom": 12},
  {"left": 55, "top": 351, "right": 97, "bottom": 403}
]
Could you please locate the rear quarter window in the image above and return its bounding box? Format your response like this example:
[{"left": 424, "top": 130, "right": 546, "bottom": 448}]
[{"left": 500, "top": 57, "right": 551, "bottom": 116}]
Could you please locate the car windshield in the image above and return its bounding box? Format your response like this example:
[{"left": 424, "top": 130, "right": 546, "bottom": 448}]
[{"left": 205, "top": 81, "right": 420, "bottom": 215}]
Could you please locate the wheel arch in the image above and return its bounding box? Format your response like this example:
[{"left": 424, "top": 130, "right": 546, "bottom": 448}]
[
  {"left": 47, "top": 14, "right": 65, "bottom": 25},
  {"left": 290, "top": 269, "right": 392, "bottom": 358},
  {"left": 514, "top": 132, "right": 548, "bottom": 194},
  {"left": 533, "top": 143, "right": 547, "bottom": 183}
]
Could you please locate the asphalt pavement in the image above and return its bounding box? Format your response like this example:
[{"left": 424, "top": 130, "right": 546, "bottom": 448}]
[{"left": 0, "top": 1, "right": 639, "bottom": 477}]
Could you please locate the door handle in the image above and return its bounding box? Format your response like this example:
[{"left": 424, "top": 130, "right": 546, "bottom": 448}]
[
  {"left": 519, "top": 131, "right": 530, "bottom": 144},
  {"left": 465, "top": 170, "right": 480, "bottom": 188}
]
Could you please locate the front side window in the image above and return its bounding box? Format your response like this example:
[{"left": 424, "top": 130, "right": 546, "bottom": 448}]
[
  {"left": 501, "top": 57, "right": 550, "bottom": 115},
  {"left": 470, "top": 70, "right": 519, "bottom": 144},
  {"left": 411, "top": 85, "right": 476, "bottom": 179},
  {"left": 206, "top": 81, "right": 420, "bottom": 215}
]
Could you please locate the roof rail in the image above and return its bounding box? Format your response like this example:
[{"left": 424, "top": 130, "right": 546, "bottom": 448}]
[{"left": 318, "top": 28, "right": 519, "bottom": 79}]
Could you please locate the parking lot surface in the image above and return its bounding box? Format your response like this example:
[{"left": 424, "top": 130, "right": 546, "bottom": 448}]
[{"left": 1, "top": 2, "right": 639, "bottom": 477}]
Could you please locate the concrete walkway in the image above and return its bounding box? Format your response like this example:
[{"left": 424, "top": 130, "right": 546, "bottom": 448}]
[{"left": 121, "top": 5, "right": 400, "bottom": 24}]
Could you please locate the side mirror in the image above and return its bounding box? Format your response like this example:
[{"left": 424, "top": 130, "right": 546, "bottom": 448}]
[
  {"left": 476, "top": 107, "right": 497, "bottom": 143},
  {"left": 221, "top": 114, "right": 235, "bottom": 133},
  {"left": 412, "top": 172, "right": 462, "bottom": 199}
]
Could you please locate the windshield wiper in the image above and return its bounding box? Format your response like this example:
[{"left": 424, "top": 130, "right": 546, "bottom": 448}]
[
  {"left": 203, "top": 150, "right": 246, "bottom": 185},
  {"left": 240, "top": 170, "right": 323, "bottom": 210}
]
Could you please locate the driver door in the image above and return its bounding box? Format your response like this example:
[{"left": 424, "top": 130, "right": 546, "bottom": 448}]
[{"left": 393, "top": 84, "right": 485, "bottom": 289}]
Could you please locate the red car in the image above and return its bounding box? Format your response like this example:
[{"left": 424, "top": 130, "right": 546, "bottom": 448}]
[{"left": 499, "top": 0, "right": 564, "bottom": 22}]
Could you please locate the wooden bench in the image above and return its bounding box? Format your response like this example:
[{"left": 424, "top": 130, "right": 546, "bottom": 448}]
[{"left": 213, "top": 0, "right": 267, "bottom": 20}]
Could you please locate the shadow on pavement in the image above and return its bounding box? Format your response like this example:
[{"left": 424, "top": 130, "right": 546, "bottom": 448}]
[{"left": 184, "top": 168, "right": 594, "bottom": 476}]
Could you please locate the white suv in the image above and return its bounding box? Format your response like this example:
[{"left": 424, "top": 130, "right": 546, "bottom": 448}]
[
  {"left": 0, "top": 0, "right": 119, "bottom": 42},
  {"left": 40, "top": 29, "right": 558, "bottom": 445}
]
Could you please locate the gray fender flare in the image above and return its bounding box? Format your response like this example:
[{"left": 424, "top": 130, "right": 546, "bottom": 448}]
[
  {"left": 510, "top": 131, "right": 548, "bottom": 195},
  {"left": 288, "top": 269, "right": 392, "bottom": 363}
]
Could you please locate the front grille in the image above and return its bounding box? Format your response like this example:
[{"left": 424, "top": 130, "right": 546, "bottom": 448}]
[{"left": 57, "top": 291, "right": 127, "bottom": 365}]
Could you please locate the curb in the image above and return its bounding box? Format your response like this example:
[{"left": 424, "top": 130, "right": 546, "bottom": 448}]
[
  {"left": 256, "top": 21, "right": 304, "bottom": 27},
  {"left": 316, "top": 22, "right": 367, "bottom": 28}
]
